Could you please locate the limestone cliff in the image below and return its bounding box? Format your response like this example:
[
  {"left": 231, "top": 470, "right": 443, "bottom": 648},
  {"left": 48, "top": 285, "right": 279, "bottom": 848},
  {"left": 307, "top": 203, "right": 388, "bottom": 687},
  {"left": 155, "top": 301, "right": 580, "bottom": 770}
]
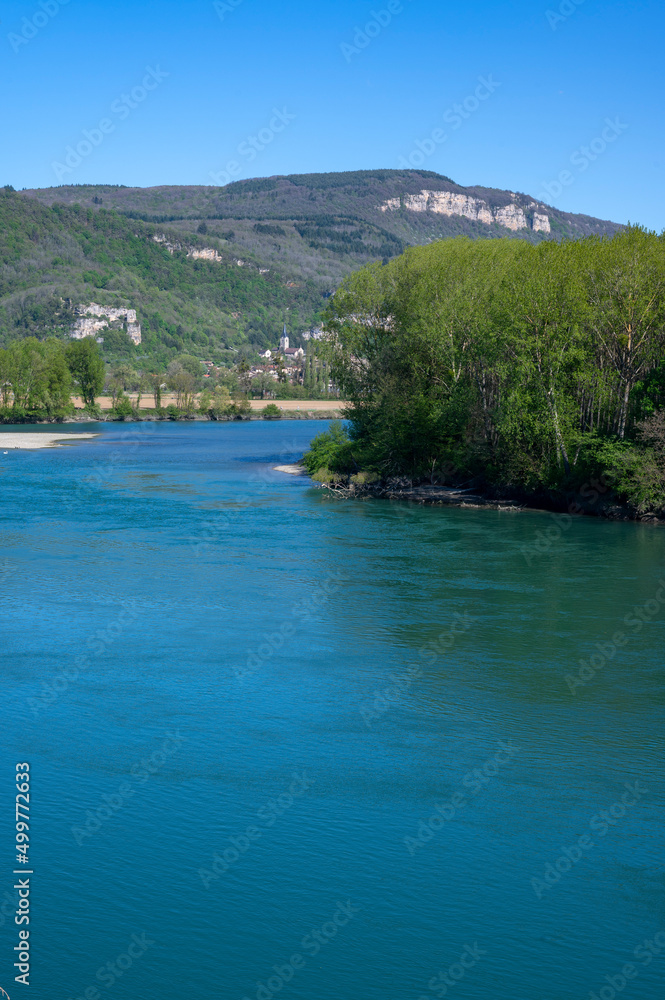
[
  {"left": 71, "top": 303, "right": 141, "bottom": 345},
  {"left": 152, "top": 234, "right": 246, "bottom": 266},
  {"left": 532, "top": 212, "right": 551, "bottom": 234},
  {"left": 381, "top": 189, "right": 549, "bottom": 233}
]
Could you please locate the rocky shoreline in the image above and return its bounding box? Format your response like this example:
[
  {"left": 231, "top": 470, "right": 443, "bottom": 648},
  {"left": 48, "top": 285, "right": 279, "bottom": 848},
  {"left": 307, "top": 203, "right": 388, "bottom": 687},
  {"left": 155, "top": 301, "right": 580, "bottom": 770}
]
[{"left": 307, "top": 477, "right": 665, "bottom": 525}]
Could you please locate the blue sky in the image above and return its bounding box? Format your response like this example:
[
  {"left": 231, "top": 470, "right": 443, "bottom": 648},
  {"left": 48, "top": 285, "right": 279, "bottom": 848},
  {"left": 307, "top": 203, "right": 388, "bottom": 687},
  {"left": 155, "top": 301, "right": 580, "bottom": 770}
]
[{"left": 1, "top": 0, "right": 663, "bottom": 228}]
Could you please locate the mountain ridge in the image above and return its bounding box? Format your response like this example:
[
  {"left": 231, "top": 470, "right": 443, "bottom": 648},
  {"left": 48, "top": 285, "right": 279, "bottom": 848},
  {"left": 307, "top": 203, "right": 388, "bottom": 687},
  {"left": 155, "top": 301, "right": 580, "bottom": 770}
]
[
  {"left": 19, "top": 168, "right": 622, "bottom": 239},
  {"left": 1, "top": 170, "right": 625, "bottom": 361}
]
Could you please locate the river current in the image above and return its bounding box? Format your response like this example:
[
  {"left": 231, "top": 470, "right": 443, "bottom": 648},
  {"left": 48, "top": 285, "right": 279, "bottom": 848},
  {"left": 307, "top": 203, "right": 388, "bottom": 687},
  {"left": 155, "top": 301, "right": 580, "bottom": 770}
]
[{"left": 1, "top": 420, "right": 663, "bottom": 1000}]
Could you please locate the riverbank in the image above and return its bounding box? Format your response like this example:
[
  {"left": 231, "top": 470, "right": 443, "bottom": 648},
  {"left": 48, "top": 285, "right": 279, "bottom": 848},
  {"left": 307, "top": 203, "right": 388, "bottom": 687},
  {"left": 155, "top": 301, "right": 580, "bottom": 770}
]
[
  {"left": 307, "top": 476, "right": 665, "bottom": 524},
  {"left": 0, "top": 432, "right": 99, "bottom": 450},
  {"left": 68, "top": 395, "right": 346, "bottom": 418}
]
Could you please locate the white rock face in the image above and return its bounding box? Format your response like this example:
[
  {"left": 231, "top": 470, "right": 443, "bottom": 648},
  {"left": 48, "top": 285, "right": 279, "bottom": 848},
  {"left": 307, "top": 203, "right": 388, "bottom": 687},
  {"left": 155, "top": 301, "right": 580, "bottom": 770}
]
[
  {"left": 494, "top": 203, "right": 527, "bottom": 231},
  {"left": 532, "top": 212, "right": 551, "bottom": 233},
  {"left": 154, "top": 235, "right": 245, "bottom": 265},
  {"left": 379, "top": 197, "right": 401, "bottom": 212},
  {"left": 72, "top": 303, "right": 142, "bottom": 345},
  {"left": 187, "top": 247, "right": 224, "bottom": 262},
  {"left": 379, "top": 188, "right": 534, "bottom": 231},
  {"left": 428, "top": 191, "right": 493, "bottom": 225},
  {"left": 404, "top": 192, "right": 430, "bottom": 212}
]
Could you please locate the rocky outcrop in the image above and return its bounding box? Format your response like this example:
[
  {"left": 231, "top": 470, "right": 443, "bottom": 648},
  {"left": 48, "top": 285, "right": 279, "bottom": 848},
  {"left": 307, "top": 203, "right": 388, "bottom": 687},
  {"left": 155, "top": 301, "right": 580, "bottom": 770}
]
[
  {"left": 152, "top": 234, "right": 181, "bottom": 253},
  {"left": 429, "top": 191, "right": 493, "bottom": 225},
  {"left": 379, "top": 189, "right": 550, "bottom": 234},
  {"left": 71, "top": 303, "right": 141, "bottom": 345},
  {"left": 379, "top": 197, "right": 400, "bottom": 212},
  {"left": 188, "top": 247, "right": 224, "bottom": 262},
  {"left": 494, "top": 203, "right": 527, "bottom": 231},
  {"left": 532, "top": 212, "right": 551, "bottom": 234},
  {"left": 152, "top": 234, "right": 246, "bottom": 267},
  {"left": 404, "top": 192, "right": 430, "bottom": 213}
]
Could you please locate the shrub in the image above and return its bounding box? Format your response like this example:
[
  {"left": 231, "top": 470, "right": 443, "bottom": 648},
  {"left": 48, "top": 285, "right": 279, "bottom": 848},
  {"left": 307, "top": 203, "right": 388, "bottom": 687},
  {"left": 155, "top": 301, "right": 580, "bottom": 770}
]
[
  {"left": 228, "top": 396, "right": 251, "bottom": 420},
  {"left": 311, "top": 466, "right": 345, "bottom": 485},
  {"left": 262, "top": 403, "right": 282, "bottom": 420},
  {"left": 350, "top": 470, "right": 380, "bottom": 485},
  {"left": 110, "top": 395, "right": 134, "bottom": 421},
  {"left": 166, "top": 404, "right": 180, "bottom": 420},
  {"left": 200, "top": 387, "right": 233, "bottom": 420},
  {"left": 597, "top": 437, "right": 665, "bottom": 515},
  {"left": 83, "top": 402, "right": 103, "bottom": 421},
  {"left": 302, "top": 421, "right": 356, "bottom": 476}
]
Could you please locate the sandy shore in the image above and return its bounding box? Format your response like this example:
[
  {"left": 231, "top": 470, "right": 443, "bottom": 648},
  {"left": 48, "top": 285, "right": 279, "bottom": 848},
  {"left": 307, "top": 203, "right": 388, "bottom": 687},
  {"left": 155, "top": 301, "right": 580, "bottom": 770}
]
[
  {"left": 0, "top": 432, "right": 99, "bottom": 450},
  {"left": 274, "top": 464, "right": 308, "bottom": 475}
]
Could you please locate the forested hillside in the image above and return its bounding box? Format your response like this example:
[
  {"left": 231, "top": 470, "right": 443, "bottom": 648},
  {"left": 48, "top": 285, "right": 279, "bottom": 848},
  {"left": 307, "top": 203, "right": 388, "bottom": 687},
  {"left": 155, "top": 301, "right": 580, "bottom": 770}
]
[
  {"left": 306, "top": 227, "right": 665, "bottom": 518},
  {"left": 0, "top": 188, "right": 323, "bottom": 363},
  {"left": 2, "top": 170, "right": 625, "bottom": 364}
]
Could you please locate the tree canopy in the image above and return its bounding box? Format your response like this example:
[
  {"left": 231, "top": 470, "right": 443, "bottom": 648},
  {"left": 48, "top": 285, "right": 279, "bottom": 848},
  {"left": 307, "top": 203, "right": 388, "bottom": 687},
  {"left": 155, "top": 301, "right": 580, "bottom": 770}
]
[
  {"left": 65, "top": 337, "right": 105, "bottom": 405},
  {"left": 310, "top": 227, "right": 665, "bottom": 514}
]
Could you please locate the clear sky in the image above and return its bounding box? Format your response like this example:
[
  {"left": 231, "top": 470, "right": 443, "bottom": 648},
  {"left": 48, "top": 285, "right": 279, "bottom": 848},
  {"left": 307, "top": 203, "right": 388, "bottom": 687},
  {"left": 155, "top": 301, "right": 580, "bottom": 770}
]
[{"left": 2, "top": 0, "right": 663, "bottom": 228}]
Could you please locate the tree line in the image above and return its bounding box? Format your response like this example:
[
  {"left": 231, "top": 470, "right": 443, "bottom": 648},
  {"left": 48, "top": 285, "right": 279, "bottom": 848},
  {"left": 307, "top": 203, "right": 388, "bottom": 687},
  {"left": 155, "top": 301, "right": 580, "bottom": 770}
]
[
  {"left": 0, "top": 337, "right": 104, "bottom": 421},
  {"left": 306, "top": 226, "right": 665, "bottom": 514},
  {"left": 0, "top": 338, "right": 315, "bottom": 422}
]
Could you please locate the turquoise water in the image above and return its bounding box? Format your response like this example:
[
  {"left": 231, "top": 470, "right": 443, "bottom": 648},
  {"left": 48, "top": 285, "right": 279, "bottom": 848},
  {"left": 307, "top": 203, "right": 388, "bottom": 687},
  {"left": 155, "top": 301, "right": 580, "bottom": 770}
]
[{"left": 1, "top": 420, "right": 663, "bottom": 1000}]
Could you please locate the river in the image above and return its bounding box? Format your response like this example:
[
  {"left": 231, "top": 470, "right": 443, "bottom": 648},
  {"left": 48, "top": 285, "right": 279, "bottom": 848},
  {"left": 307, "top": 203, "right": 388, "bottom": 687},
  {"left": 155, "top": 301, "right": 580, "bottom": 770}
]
[{"left": 1, "top": 420, "right": 663, "bottom": 1000}]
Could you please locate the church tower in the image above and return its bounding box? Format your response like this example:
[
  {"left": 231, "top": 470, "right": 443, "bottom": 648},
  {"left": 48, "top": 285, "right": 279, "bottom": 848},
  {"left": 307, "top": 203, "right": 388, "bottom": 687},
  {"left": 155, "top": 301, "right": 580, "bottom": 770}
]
[{"left": 279, "top": 324, "right": 289, "bottom": 352}]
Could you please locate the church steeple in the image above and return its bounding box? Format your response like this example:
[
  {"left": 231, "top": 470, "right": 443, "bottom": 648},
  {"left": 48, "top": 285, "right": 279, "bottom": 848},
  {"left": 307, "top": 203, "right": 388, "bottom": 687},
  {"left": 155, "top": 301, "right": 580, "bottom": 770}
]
[{"left": 279, "top": 324, "right": 289, "bottom": 351}]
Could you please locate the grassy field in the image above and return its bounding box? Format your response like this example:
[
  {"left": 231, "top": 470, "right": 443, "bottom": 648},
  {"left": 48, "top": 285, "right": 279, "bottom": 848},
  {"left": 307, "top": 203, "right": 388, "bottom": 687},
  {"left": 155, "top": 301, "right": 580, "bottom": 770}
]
[{"left": 71, "top": 394, "right": 346, "bottom": 414}]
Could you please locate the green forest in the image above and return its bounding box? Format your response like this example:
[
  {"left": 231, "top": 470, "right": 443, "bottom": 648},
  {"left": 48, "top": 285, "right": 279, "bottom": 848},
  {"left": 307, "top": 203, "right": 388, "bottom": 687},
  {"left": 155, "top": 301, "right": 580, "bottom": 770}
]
[
  {"left": 0, "top": 187, "right": 323, "bottom": 361},
  {"left": 305, "top": 227, "right": 665, "bottom": 516}
]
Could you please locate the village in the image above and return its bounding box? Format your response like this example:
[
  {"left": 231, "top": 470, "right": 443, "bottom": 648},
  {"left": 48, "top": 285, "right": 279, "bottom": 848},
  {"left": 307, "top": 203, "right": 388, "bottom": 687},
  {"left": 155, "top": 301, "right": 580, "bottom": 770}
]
[{"left": 200, "top": 325, "right": 338, "bottom": 399}]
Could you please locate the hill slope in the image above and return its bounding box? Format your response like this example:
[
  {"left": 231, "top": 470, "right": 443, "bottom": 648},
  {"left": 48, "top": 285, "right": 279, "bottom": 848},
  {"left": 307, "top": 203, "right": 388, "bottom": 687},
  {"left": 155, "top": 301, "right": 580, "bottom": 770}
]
[
  {"left": 0, "top": 189, "right": 323, "bottom": 362},
  {"left": 4, "top": 170, "right": 624, "bottom": 360}
]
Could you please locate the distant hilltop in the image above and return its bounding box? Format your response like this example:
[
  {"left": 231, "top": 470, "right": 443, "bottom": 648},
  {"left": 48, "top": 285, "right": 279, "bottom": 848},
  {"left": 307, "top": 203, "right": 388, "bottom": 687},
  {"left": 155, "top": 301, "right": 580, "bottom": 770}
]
[
  {"left": 21, "top": 169, "right": 622, "bottom": 248},
  {"left": 1, "top": 172, "right": 624, "bottom": 361}
]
